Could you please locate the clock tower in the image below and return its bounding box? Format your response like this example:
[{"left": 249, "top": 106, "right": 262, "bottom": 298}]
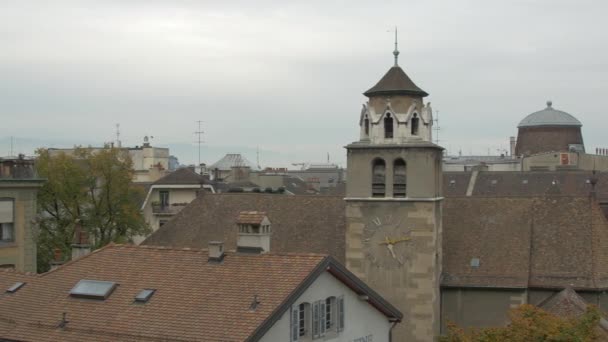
[{"left": 345, "top": 35, "right": 443, "bottom": 342}]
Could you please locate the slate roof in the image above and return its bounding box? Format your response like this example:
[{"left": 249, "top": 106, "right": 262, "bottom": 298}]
[
  {"left": 0, "top": 245, "right": 401, "bottom": 342},
  {"left": 143, "top": 176, "right": 608, "bottom": 291},
  {"left": 143, "top": 194, "right": 346, "bottom": 262},
  {"left": 363, "top": 66, "right": 428, "bottom": 98},
  {"left": 209, "top": 154, "right": 258, "bottom": 171},
  {"left": 442, "top": 196, "right": 608, "bottom": 290},
  {"left": 153, "top": 167, "right": 208, "bottom": 185},
  {"left": 444, "top": 171, "right": 608, "bottom": 200}
]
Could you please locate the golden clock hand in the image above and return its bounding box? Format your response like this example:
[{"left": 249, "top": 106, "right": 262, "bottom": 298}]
[{"left": 387, "top": 244, "right": 397, "bottom": 259}]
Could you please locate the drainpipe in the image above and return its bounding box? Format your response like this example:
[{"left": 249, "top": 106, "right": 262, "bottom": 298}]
[{"left": 389, "top": 320, "right": 399, "bottom": 342}]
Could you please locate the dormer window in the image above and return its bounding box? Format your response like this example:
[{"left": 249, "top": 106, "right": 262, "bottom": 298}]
[
  {"left": 411, "top": 113, "right": 419, "bottom": 136},
  {"left": 384, "top": 113, "right": 393, "bottom": 139}
]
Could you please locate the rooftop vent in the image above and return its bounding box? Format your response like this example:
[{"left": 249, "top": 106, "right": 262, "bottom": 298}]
[
  {"left": 249, "top": 294, "right": 261, "bottom": 311},
  {"left": 134, "top": 289, "right": 156, "bottom": 303},
  {"left": 208, "top": 241, "right": 225, "bottom": 262},
  {"left": 6, "top": 282, "right": 25, "bottom": 293},
  {"left": 70, "top": 280, "right": 117, "bottom": 300},
  {"left": 470, "top": 258, "right": 480, "bottom": 268}
]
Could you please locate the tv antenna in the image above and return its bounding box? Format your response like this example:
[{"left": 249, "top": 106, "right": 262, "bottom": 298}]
[
  {"left": 115, "top": 123, "right": 121, "bottom": 147},
  {"left": 434, "top": 110, "right": 441, "bottom": 146},
  {"left": 194, "top": 120, "right": 205, "bottom": 168}
]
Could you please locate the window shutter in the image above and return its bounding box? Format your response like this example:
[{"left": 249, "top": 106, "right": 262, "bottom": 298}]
[
  {"left": 291, "top": 306, "right": 299, "bottom": 341},
  {"left": 0, "top": 200, "right": 13, "bottom": 223},
  {"left": 312, "top": 301, "right": 320, "bottom": 338},
  {"left": 337, "top": 296, "right": 345, "bottom": 332},
  {"left": 320, "top": 301, "right": 326, "bottom": 336}
]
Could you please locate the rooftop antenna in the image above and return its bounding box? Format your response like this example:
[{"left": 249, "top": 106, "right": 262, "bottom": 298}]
[
  {"left": 115, "top": 123, "right": 121, "bottom": 148},
  {"left": 9, "top": 136, "right": 14, "bottom": 157},
  {"left": 256, "top": 146, "right": 261, "bottom": 169},
  {"left": 195, "top": 120, "right": 204, "bottom": 168},
  {"left": 433, "top": 110, "right": 441, "bottom": 145},
  {"left": 393, "top": 26, "right": 399, "bottom": 66},
  {"left": 327, "top": 152, "right": 330, "bottom": 163}
]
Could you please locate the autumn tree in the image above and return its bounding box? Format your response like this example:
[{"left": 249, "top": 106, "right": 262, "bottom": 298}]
[
  {"left": 440, "top": 304, "right": 602, "bottom": 342},
  {"left": 35, "top": 147, "right": 149, "bottom": 272}
]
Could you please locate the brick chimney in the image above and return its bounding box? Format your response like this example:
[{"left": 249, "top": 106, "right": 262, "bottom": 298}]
[
  {"left": 50, "top": 248, "right": 65, "bottom": 270},
  {"left": 510, "top": 136, "right": 516, "bottom": 157},
  {"left": 208, "top": 241, "right": 225, "bottom": 263},
  {"left": 71, "top": 223, "right": 91, "bottom": 261},
  {"left": 236, "top": 211, "right": 271, "bottom": 254}
]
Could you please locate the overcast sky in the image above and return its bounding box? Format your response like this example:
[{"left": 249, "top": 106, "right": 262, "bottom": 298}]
[{"left": 2, "top": 0, "right": 607, "bottom": 167}]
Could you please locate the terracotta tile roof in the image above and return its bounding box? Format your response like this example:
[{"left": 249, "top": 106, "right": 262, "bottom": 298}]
[
  {"left": 0, "top": 245, "right": 402, "bottom": 342},
  {"left": 0, "top": 245, "right": 326, "bottom": 341},
  {"left": 153, "top": 167, "right": 209, "bottom": 186},
  {"left": 143, "top": 194, "right": 346, "bottom": 263},
  {"left": 538, "top": 287, "right": 608, "bottom": 337},
  {"left": 442, "top": 196, "right": 608, "bottom": 289},
  {"left": 237, "top": 211, "right": 267, "bottom": 225}
]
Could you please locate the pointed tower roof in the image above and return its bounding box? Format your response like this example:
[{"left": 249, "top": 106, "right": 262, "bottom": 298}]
[
  {"left": 364, "top": 66, "right": 428, "bottom": 98},
  {"left": 364, "top": 29, "right": 428, "bottom": 98}
]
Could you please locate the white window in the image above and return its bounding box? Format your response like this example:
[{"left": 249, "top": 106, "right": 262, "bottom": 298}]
[
  {"left": 292, "top": 297, "right": 343, "bottom": 341},
  {"left": 0, "top": 199, "right": 14, "bottom": 243}
]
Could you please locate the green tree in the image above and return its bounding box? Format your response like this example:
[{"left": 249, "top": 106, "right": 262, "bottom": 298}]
[
  {"left": 440, "top": 304, "right": 601, "bottom": 342},
  {"left": 36, "top": 147, "right": 149, "bottom": 272}
]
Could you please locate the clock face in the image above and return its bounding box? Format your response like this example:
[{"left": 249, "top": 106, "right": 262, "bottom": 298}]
[{"left": 362, "top": 214, "right": 413, "bottom": 270}]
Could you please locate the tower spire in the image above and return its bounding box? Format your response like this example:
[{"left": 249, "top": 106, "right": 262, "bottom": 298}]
[{"left": 393, "top": 26, "right": 399, "bottom": 66}]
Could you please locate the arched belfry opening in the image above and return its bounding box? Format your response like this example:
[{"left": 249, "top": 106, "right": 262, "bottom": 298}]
[
  {"left": 411, "top": 114, "right": 419, "bottom": 136},
  {"left": 372, "top": 159, "right": 386, "bottom": 197},
  {"left": 364, "top": 116, "right": 370, "bottom": 136},
  {"left": 393, "top": 159, "right": 407, "bottom": 198},
  {"left": 384, "top": 114, "right": 394, "bottom": 139}
]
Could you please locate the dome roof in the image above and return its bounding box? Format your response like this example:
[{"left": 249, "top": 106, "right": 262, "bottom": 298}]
[{"left": 518, "top": 101, "right": 582, "bottom": 128}]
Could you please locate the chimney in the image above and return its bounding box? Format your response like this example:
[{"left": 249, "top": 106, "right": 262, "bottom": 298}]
[
  {"left": 236, "top": 211, "right": 271, "bottom": 254},
  {"left": 231, "top": 166, "right": 251, "bottom": 182},
  {"left": 71, "top": 223, "right": 91, "bottom": 261},
  {"left": 50, "top": 248, "right": 65, "bottom": 270},
  {"left": 208, "top": 241, "right": 225, "bottom": 263},
  {"left": 510, "top": 136, "right": 516, "bottom": 157}
]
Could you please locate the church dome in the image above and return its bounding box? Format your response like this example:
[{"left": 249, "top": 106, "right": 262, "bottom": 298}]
[{"left": 517, "top": 101, "right": 582, "bottom": 128}]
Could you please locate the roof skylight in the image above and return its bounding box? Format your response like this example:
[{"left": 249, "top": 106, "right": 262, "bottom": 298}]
[
  {"left": 6, "top": 282, "right": 25, "bottom": 293},
  {"left": 70, "top": 280, "right": 117, "bottom": 300},
  {"left": 134, "top": 289, "right": 156, "bottom": 303}
]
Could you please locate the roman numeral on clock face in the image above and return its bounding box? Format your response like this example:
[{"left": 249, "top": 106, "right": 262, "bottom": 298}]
[{"left": 372, "top": 217, "right": 381, "bottom": 226}]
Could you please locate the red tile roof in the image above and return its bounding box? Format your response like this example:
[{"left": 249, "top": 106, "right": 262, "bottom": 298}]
[
  {"left": 0, "top": 244, "right": 401, "bottom": 341},
  {"left": 0, "top": 245, "right": 324, "bottom": 341}
]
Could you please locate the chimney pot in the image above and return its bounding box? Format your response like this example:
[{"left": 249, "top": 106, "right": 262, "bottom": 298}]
[{"left": 208, "top": 241, "right": 225, "bottom": 262}]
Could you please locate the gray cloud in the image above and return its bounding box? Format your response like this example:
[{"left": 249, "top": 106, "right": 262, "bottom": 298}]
[{"left": 1, "top": 0, "right": 607, "bottom": 165}]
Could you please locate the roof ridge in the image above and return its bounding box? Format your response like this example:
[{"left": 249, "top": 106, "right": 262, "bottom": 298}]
[
  {"left": 109, "top": 243, "right": 329, "bottom": 258},
  {"left": 40, "top": 242, "right": 116, "bottom": 277}
]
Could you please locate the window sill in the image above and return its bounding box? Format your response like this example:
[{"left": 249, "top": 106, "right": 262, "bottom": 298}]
[{"left": 0, "top": 242, "right": 17, "bottom": 248}]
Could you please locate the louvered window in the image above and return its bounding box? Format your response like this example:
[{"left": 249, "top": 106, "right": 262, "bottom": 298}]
[
  {"left": 372, "top": 159, "right": 386, "bottom": 198},
  {"left": 393, "top": 159, "right": 407, "bottom": 198}
]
